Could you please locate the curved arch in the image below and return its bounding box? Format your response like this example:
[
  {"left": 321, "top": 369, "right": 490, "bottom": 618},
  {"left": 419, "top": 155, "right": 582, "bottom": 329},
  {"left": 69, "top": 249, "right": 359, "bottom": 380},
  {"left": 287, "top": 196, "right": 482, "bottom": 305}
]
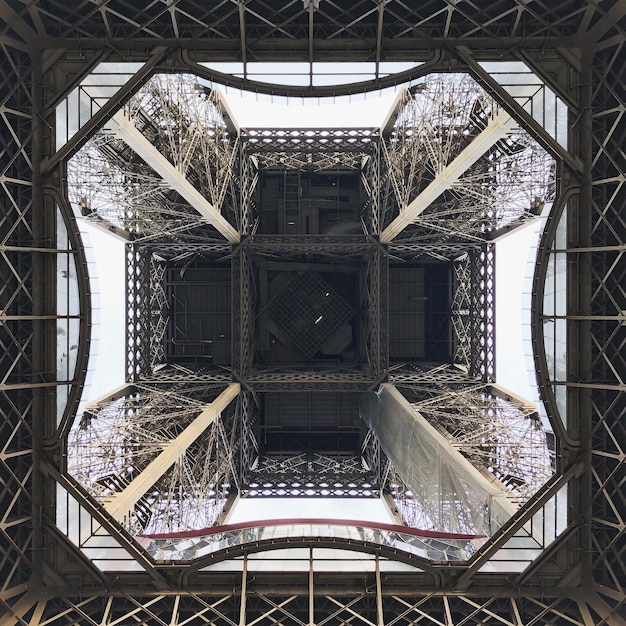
[
  {"left": 44, "top": 184, "right": 92, "bottom": 444},
  {"left": 140, "top": 517, "right": 485, "bottom": 541},
  {"left": 179, "top": 536, "right": 445, "bottom": 587},
  {"left": 179, "top": 49, "right": 446, "bottom": 99},
  {"left": 531, "top": 180, "right": 580, "bottom": 451}
]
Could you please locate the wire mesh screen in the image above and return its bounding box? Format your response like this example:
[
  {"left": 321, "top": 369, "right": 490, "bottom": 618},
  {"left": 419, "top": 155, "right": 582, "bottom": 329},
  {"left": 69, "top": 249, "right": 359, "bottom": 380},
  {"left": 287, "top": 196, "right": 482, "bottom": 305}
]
[{"left": 268, "top": 272, "right": 355, "bottom": 358}]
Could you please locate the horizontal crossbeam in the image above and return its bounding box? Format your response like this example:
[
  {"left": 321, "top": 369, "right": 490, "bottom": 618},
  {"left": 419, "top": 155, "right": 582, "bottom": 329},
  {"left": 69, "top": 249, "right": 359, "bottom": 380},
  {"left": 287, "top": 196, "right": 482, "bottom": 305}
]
[{"left": 103, "top": 383, "right": 240, "bottom": 522}]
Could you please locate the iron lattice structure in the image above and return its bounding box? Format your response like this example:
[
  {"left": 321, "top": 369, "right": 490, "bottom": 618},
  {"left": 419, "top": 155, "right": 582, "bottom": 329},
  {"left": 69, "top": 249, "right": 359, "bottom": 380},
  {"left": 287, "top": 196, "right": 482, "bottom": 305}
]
[
  {"left": 68, "top": 382, "right": 239, "bottom": 536},
  {"left": 0, "top": 2, "right": 625, "bottom": 626}
]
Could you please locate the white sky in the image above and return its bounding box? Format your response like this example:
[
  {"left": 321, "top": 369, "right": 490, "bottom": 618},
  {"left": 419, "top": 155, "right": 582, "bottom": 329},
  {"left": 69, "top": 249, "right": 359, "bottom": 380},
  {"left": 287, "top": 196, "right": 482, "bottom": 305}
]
[
  {"left": 223, "top": 88, "right": 399, "bottom": 128},
  {"left": 494, "top": 220, "right": 542, "bottom": 401},
  {"left": 228, "top": 497, "right": 396, "bottom": 524},
  {"left": 80, "top": 222, "right": 126, "bottom": 402}
]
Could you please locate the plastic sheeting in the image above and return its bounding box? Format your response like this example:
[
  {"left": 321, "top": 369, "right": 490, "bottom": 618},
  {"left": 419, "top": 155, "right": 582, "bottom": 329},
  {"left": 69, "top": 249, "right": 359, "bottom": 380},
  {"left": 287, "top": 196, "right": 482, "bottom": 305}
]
[{"left": 361, "top": 385, "right": 517, "bottom": 535}]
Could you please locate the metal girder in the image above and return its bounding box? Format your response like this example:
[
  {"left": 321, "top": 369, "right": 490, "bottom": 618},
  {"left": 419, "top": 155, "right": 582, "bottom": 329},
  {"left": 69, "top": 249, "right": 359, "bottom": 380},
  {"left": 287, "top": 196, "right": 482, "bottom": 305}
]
[
  {"left": 1, "top": 2, "right": 625, "bottom": 625},
  {"left": 103, "top": 383, "right": 239, "bottom": 523},
  {"left": 244, "top": 128, "right": 376, "bottom": 171},
  {"left": 126, "top": 245, "right": 151, "bottom": 379},
  {"left": 456, "top": 46, "right": 582, "bottom": 174},
  {"left": 243, "top": 454, "right": 379, "bottom": 498},
  {"left": 363, "top": 384, "right": 518, "bottom": 536},
  {"left": 381, "top": 108, "right": 518, "bottom": 242},
  {"left": 102, "top": 106, "right": 239, "bottom": 243},
  {"left": 43, "top": 49, "right": 166, "bottom": 174}
]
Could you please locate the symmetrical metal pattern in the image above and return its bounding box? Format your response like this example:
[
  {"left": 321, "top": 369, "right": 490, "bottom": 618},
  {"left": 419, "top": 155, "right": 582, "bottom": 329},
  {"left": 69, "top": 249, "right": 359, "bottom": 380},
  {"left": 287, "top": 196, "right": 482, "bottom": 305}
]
[
  {"left": 245, "top": 128, "right": 377, "bottom": 171},
  {"left": 1, "top": 1, "right": 625, "bottom": 625},
  {"left": 267, "top": 272, "right": 355, "bottom": 358},
  {"left": 243, "top": 454, "right": 378, "bottom": 498}
]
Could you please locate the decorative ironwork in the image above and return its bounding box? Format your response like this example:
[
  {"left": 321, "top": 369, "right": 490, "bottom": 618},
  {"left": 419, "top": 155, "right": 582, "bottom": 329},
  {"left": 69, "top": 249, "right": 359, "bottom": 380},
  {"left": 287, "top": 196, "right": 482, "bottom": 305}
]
[
  {"left": 244, "top": 128, "right": 377, "bottom": 171},
  {"left": 126, "top": 244, "right": 151, "bottom": 379},
  {"left": 1, "top": 2, "right": 624, "bottom": 624},
  {"left": 243, "top": 454, "right": 377, "bottom": 498},
  {"left": 67, "top": 383, "right": 238, "bottom": 536}
]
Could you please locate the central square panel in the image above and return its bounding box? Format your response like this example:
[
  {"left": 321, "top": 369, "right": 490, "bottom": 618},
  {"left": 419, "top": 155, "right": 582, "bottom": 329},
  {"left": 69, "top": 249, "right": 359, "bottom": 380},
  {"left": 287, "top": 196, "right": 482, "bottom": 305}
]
[
  {"left": 267, "top": 272, "right": 355, "bottom": 358},
  {"left": 239, "top": 237, "right": 386, "bottom": 389}
]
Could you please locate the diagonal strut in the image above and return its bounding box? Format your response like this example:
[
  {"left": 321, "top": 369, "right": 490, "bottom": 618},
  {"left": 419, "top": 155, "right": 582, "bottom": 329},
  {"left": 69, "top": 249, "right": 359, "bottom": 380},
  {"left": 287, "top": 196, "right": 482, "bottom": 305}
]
[
  {"left": 380, "top": 108, "right": 518, "bottom": 243},
  {"left": 103, "top": 383, "right": 240, "bottom": 523}
]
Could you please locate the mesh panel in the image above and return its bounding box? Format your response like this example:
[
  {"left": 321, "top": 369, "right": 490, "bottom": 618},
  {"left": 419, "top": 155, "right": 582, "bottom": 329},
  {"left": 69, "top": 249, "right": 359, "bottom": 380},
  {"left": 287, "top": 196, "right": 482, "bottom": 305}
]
[{"left": 268, "top": 273, "right": 354, "bottom": 357}]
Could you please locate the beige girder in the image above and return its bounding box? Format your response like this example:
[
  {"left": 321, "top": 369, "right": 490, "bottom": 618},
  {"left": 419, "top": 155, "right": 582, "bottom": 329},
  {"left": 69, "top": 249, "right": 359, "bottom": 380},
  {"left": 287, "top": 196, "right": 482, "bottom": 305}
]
[
  {"left": 380, "top": 108, "right": 518, "bottom": 243},
  {"left": 107, "top": 109, "right": 240, "bottom": 242},
  {"left": 103, "top": 383, "right": 240, "bottom": 523}
]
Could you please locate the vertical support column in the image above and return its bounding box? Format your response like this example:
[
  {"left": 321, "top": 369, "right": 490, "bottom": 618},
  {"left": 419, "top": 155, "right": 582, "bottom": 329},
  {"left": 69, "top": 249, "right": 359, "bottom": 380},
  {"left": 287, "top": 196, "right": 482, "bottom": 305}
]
[
  {"left": 126, "top": 244, "right": 151, "bottom": 380},
  {"left": 239, "top": 554, "right": 247, "bottom": 626},
  {"left": 362, "top": 140, "right": 381, "bottom": 236},
  {"left": 232, "top": 248, "right": 242, "bottom": 376},
  {"left": 30, "top": 48, "right": 45, "bottom": 584},
  {"left": 443, "top": 597, "right": 453, "bottom": 626},
  {"left": 169, "top": 596, "right": 180, "bottom": 626},
  {"left": 375, "top": 555, "right": 384, "bottom": 626},
  {"left": 240, "top": 144, "right": 258, "bottom": 236},
  {"left": 576, "top": 43, "right": 594, "bottom": 589},
  {"left": 309, "top": 547, "right": 315, "bottom": 626}
]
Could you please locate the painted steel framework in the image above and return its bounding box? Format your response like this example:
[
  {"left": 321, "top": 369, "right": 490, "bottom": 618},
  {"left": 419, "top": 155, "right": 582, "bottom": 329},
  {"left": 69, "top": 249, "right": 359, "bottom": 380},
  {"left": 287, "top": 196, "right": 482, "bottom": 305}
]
[{"left": 0, "top": 2, "right": 625, "bottom": 625}]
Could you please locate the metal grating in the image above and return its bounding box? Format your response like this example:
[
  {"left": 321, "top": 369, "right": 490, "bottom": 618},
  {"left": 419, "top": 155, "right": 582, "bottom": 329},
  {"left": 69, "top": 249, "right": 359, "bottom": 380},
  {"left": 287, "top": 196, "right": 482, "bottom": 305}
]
[{"left": 268, "top": 272, "right": 355, "bottom": 358}]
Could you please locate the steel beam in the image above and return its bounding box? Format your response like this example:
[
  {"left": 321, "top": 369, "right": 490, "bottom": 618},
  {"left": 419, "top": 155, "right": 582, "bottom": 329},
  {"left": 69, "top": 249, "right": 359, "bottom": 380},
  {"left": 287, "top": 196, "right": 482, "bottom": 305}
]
[
  {"left": 380, "top": 108, "right": 518, "bottom": 242},
  {"left": 363, "top": 384, "right": 518, "bottom": 535},
  {"left": 456, "top": 45, "right": 582, "bottom": 174},
  {"left": 103, "top": 383, "right": 240, "bottom": 522},
  {"left": 103, "top": 107, "right": 239, "bottom": 242},
  {"left": 380, "top": 89, "right": 408, "bottom": 137}
]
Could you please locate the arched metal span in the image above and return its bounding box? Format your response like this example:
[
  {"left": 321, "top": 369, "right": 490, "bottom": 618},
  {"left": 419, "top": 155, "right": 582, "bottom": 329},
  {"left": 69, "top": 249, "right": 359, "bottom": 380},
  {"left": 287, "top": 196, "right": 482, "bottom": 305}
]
[{"left": 0, "top": 2, "right": 624, "bottom": 625}]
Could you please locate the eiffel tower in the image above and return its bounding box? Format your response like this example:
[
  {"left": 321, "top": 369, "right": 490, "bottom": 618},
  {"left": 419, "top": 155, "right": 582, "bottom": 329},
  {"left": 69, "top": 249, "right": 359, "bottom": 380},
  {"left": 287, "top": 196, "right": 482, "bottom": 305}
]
[{"left": 0, "top": 2, "right": 624, "bottom": 624}]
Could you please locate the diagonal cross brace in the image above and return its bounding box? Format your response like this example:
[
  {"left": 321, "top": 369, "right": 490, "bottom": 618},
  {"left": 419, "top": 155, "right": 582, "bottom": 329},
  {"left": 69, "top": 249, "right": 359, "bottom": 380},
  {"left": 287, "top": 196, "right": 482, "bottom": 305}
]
[
  {"left": 108, "top": 108, "right": 240, "bottom": 242},
  {"left": 380, "top": 108, "right": 518, "bottom": 243},
  {"left": 103, "top": 383, "right": 240, "bottom": 523}
]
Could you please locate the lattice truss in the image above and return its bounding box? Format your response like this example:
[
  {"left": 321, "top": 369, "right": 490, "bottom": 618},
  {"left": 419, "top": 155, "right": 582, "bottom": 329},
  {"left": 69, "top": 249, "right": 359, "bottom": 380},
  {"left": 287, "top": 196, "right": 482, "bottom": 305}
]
[
  {"left": 137, "top": 363, "right": 232, "bottom": 385},
  {"left": 244, "top": 235, "right": 372, "bottom": 259},
  {"left": 361, "top": 140, "right": 381, "bottom": 235},
  {"left": 1, "top": 1, "right": 626, "bottom": 624},
  {"left": 6, "top": 593, "right": 603, "bottom": 626},
  {"left": 149, "top": 255, "right": 168, "bottom": 371},
  {"left": 67, "top": 74, "right": 238, "bottom": 241},
  {"left": 234, "top": 247, "right": 256, "bottom": 377},
  {"left": 360, "top": 247, "right": 386, "bottom": 380},
  {"left": 129, "top": 76, "right": 240, "bottom": 229},
  {"left": 380, "top": 74, "right": 556, "bottom": 239},
  {"left": 240, "top": 143, "right": 259, "bottom": 236},
  {"left": 360, "top": 375, "right": 554, "bottom": 537},
  {"left": 67, "top": 383, "right": 239, "bottom": 536},
  {"left": 126, "top": 245, "right": 151, "bottom": 379},
  {"left": 244, "top": 128, "right": 376, "bottom": 171},
  {"left": 451, "top": 254, "right": 474, "bottom": 369},
  {"left": 244, "top": 454, "right": 378, "bottom": 498},
  {"left": 237, "top": 391, "right": 259, "bottom": 487},
  {"left": 589, "top": 29, "right": 626, "bottom": 610}
]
